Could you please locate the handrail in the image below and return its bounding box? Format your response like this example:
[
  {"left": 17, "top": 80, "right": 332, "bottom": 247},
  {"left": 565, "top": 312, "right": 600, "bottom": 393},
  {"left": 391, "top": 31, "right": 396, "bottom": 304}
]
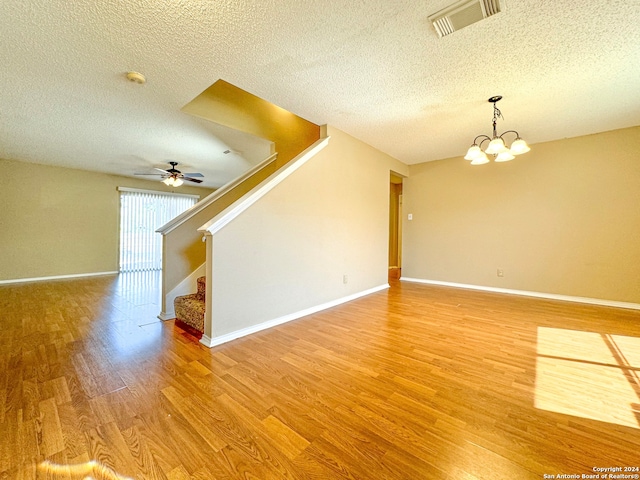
[
  {"left": 156, "top": 151, "right": 278, "bottom": 235},
  {"left": 198, "top": 137, "right": 330, "bottom": 235}
]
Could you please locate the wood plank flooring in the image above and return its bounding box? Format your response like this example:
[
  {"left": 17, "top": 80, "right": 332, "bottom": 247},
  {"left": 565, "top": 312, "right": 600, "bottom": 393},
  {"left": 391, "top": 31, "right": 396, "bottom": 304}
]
[{"left": 1, "top": 273, "right": 640, "bottom": 479}]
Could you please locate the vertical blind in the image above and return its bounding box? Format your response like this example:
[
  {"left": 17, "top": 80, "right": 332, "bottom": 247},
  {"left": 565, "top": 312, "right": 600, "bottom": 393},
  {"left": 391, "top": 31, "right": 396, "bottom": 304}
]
[{"left": 118, "top": 188, "right": 197, "bottom": 272}]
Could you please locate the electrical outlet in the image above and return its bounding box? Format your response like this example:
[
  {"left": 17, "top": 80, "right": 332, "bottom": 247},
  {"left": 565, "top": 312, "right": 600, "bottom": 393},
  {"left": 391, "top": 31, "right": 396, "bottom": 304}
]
[
  {"left": 343, "top": 274, "right": 348, "bottom": 284},
  {"left": 408, "top": 213, "right": 413, "bottom": 220},
  {"left": 497, "top": 269, "right": 504, "bottom": 277}
]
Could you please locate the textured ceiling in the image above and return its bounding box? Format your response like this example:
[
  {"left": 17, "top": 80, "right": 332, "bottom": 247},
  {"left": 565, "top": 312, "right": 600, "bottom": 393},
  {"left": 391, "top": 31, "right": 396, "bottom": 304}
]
[{"left": 1, "top": 0, "right": 639, "bottom": 188}]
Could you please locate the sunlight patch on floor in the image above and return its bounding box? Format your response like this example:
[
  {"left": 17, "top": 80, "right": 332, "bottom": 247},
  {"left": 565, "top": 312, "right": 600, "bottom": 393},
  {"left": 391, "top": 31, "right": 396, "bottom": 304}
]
[
  {"left": 93, "top": 270, "right": 166, "bottom": 359},
  {"left": 38, "top": 460, "right": 133, "bottom": 479},
  {"left": 535, "top": 326, "right": 640, "bottom": 429}
]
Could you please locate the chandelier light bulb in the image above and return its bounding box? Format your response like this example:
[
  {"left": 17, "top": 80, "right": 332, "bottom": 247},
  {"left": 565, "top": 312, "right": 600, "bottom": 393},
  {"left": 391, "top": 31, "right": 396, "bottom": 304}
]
[
  {"left": 470, "top": 152, "right": 490, "bottom": 165},
  {"left": 172, "top": 177, "right": 184, "bottom": 187},
  {"left": 495, "top": 150, "right": 516, "bottom": 162},
  {"left": 510, "top": 138, "right": 531, "bottom": 155},
  {"left": 464, "top": 145, "right": 482, "bottom": 160},
  {"left": 485, "top": 137, "right": 505, "bottom": 155}
]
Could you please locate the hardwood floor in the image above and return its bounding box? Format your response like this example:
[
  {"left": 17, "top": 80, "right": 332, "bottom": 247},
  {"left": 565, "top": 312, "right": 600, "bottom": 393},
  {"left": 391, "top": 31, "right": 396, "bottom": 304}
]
[{"left": 1, "top": 273, "right": 640, "bottom": 479}]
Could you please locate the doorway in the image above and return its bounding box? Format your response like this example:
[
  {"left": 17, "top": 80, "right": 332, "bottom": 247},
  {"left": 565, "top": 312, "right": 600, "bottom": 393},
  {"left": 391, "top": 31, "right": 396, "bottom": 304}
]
[{"left": 389, "top": 173, "right": 403, "bottom": 280}]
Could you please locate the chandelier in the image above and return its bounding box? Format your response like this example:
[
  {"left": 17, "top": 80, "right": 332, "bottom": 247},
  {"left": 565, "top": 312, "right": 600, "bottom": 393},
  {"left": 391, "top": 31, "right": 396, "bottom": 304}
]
[{"left": 464, "top": 96, "right": 530, "bottom": 165}]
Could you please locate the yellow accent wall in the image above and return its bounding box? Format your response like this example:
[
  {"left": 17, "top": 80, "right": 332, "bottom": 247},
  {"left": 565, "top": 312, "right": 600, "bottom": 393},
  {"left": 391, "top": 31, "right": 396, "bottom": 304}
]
[
  {"left": 182, "top": 79, "right": 320, "bottom": 167},
  {"left": 0, "top": 158, "right": 213, "bottom": 282},
  {"left": 401, "top": 126, "right": 640, "bottom": 303}
]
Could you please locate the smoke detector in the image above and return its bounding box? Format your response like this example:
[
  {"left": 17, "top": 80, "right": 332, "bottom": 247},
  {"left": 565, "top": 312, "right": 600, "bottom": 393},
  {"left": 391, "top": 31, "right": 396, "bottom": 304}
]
[
  {"left": 428, "top": 0, "right": 503, "bottom": 38},
  {"left": 126, "top": 71, "right": 146, "bottom": 84}
]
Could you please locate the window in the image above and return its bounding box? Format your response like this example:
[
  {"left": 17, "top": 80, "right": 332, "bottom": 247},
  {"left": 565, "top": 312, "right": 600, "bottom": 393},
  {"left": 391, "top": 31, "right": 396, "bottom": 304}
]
[{"left": 118, "top": 188, "right": 198, "bottom": 272}]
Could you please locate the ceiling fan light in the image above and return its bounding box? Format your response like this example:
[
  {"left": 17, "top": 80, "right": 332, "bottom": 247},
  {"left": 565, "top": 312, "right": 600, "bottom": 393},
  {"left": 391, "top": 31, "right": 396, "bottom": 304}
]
[
  {"left": 510, "top": 138, "right": 531, "bottom": 155},
  {"left": 495, "top": 150, "right": 515, "bottom": 162},
  {"left": 172, "top": 177, "right": 184, "bottom": 187},
  {"left": 485, "top": 137, "right": 505, "bottom": 155},
  {"left": 464, "top": 145, "right": 482, "bottom": 160},
  {"left": 163, "top": 177, "right": 174, "bottom": 186},
  {"left": 470, "top": 153, "right": 490, "bottom": 165}
]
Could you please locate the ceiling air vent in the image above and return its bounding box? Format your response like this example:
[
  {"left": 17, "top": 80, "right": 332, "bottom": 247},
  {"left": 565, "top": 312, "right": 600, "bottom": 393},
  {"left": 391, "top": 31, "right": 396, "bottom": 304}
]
[{"left": 428, "top": 0, "right": 503, "bottom": 38}]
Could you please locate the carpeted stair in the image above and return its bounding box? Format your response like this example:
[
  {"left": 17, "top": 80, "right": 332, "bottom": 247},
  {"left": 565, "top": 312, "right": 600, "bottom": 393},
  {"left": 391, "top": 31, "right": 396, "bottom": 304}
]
[{"left": 174, "top": 276, "right": 205, "bottom": 338}]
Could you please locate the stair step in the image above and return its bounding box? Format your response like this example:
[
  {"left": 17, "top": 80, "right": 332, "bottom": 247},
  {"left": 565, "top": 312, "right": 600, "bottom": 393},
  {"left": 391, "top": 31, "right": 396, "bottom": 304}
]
[
  {"left": 174, "top": 276, "right": 206, "bottom": 334},
  {"left": 196, "top": 276, "right": 206, "bottom": 300}
]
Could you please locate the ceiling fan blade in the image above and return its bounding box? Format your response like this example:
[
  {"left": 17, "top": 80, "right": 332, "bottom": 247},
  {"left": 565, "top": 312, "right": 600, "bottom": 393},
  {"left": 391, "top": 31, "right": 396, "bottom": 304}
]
[
  {"left": 134, "top": 173, "right": 166, "bottom": 176},
  {"left": 182, "top": 172, "right": 204, "bottom": 177},
  {"left": 154, "top": 168, "right": 170, "bottom": 174},
  {"left": 183, "top": 177, "right": 203, "bottom": 183}
]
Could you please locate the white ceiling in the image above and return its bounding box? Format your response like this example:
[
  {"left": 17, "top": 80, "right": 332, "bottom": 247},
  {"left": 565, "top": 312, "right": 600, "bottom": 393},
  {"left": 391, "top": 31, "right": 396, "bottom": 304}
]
[{"left": 1, "top": 0, "right": 639, "bottom": 188}]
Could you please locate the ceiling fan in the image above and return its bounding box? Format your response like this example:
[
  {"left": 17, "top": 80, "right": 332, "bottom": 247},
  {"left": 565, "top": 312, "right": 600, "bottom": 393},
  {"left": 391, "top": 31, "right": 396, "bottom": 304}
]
[{"left": 135, "top": 161, "right": 204, "bottom": 187}]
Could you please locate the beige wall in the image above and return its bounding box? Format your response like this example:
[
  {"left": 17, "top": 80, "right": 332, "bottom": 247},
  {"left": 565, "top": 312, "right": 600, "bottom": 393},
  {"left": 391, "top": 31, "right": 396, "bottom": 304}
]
[
  {"left": 0, "top": 158, "right": 213, "bottom": 282},
  {"left": 208, "top": 126, "right": 408, "bottom": 338},
  {"left": 402, "top": 126, "right": 640, "bottom": 303}
]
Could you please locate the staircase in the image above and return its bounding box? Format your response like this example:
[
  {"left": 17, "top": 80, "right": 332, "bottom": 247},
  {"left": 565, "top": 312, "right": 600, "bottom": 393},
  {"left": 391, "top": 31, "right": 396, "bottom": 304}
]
[
  {"left": 173, "top": 276, "right": 205, "bottom": 338},
  {"left": 156, "top": 81, "right": 323, "bottom": 326}
]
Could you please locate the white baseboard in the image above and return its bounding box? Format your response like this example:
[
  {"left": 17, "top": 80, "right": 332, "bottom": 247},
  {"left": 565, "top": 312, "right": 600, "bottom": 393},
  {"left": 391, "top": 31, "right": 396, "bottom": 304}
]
[
  {"left": 0, "top": 271, "right": 119, "bottom": 285},
  {"left": 200, "top": 283, "right": 390, "bottom": 348},
  {"left": 400, "top": 277, "right": 640, "bottom": 311}
]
